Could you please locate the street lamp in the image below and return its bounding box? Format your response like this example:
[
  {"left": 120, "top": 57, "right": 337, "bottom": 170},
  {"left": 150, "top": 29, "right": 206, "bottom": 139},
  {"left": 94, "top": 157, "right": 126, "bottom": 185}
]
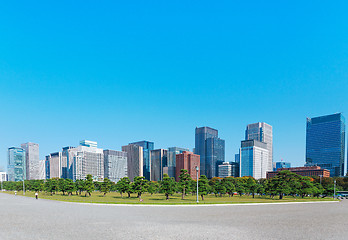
[
  {"left": 334, "top": 180, "right": 336, "bottom": 199},
  {"left": 319, "top": 175, "right": 323, "bottom": 185},
  {"left": 196, "top": 166, "right": 199, "bottom": 204},
  {"left": 23, "top": 177, "right": 25, "bottom": 195}
]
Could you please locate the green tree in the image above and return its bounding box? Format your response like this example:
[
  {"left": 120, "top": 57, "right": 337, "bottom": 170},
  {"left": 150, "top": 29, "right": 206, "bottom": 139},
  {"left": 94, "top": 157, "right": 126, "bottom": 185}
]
[
  {"left": 75, "top": 179, "right": 85, "bottom": 195},
  {"left": 147, "top": 181, "right": 159, "bottom": 195},
  {"left": 198, "top": 175, "right": 210, "bottom": 201},
  {"left": 178, "top": 169, "right": 192, "bottom": 200},
  {"left": 65, "top": 179, "right": 76, "bottom": 196},
  {"left": 160, "top": 174, "right": 176, "bottom": 200},
  {"left": 246, "top": 177, "right": 257, "bottom": 198},
  {"left": 84, "top": 174, "right": 95, "bottom": 197},
  {"left": 58, "top": 178, "right": 68, "bottom": 195},
  {"left": 132, "top": 176, "right": 148, "bottom": 200},
  {"left": 45, "top": 178, "right": 59, "bottom": 195},
  {"left": 100, "top": 178, "right": 112, "bottom": 196},
  {"left": 235, "top": 178, "right": 246, "bottom": 197},
  {"left": 222, "top": 177, "right": 235, "bottom": 197},
  {"left": 115, "top": 177, "right": 132, "bottom": 197}
]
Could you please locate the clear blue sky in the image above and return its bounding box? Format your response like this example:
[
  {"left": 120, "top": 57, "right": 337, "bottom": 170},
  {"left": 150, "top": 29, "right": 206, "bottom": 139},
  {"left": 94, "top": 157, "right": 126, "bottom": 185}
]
[{"left": 1, "top": 1, "right": 348, "bottom": 170}]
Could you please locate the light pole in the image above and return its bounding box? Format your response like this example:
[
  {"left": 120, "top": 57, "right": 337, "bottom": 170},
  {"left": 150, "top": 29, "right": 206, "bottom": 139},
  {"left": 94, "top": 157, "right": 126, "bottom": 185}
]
[
  {"left": 196, "top": 166, "right": 199, "bottom": 204},
  {"left": 319, "top": 175, "right": 323, "bottom": 185},
  {"left": 334, "top": 180, "right": 336, "bottom": 199}
]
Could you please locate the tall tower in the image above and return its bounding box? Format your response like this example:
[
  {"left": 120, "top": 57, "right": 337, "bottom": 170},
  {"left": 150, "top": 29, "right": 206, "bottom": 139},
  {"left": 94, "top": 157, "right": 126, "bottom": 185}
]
[
  {"left": 245, "top": 122, "right": 273, "bottom": 173},
  {"left": 21, "top": 143, "right": 39, "bottom": 180},
  {"left": 306, "top": 113, "right": 345, "bottom": 177},
  {"left": 195, "top": 126, "right": 225, "bottom": 178}
]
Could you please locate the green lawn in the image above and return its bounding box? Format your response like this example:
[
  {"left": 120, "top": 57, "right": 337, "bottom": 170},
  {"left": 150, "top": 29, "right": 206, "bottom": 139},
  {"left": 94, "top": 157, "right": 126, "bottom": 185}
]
[{"left": 1, "top": 191, "right": 337, "bottom": 205}]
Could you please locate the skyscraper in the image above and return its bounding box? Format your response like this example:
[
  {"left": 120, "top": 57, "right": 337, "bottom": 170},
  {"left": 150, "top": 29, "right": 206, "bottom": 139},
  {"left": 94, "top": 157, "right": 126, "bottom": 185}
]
[
  {"left": 130, "top": 141, "right": 154, "bottom": 180},
  {"left": 122, "top": 144, "right": 143, "bottom": 181},
  {"left": 195, "top": 126, "right": 225, "bottom": 178},
  {"left": 240, "top": 140, "right": 269, "bottom": 179},
  {"left": 306, "top": 113, "right": 345, "bottom": 177},
  {"left": 150, "top": 149, "right": 168, "bottom": 181},
  {"left": 175, "top": 151, "right": 200, "bottom": 181},
  {"left": 104, "top": 150, "right": 127, "bottom": 183},
  {"left": 21, "top": 142, "right": 39, "bottom": 180},
  {"left": 7, "top": 147, "right": 26, "bottom": 182},
  {"left": 167, "top": 147, "right": 189, "bottom": 178},
  {"left": 245, "top": 122, "right": 273, "bottom": 173}
]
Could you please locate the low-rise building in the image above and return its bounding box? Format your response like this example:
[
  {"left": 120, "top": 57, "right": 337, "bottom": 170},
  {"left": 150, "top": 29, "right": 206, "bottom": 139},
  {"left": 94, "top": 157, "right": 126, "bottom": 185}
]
[
  {"left": 266, "top": 166, "right": 330, "bottom": 179},
  {"left": 218, "top": 162, "right": 232, "bottom": 178},
  {"left": 175, "top": 151, "right": 200, "bottom": 181}
]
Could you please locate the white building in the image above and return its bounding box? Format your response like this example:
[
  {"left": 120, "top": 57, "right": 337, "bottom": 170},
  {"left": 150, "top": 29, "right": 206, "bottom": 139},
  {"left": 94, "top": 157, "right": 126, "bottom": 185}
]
[
  {"left": 0, "top": 172, "right": 7, "bottom": 182},
  {"left": 218, "top": 162, "right": 232, "bottom": 178},
  {"left": 104, "top": 150, "right": 127, "bottom": 183},
  {"left": 38, "top": 160, "right": 46, "bottom": 180},
  {"left": 21, "top": 142, "right": 40, "bottom": 180},
  {"left": 240, "top": 140, "right": 269, "bottom": 179}
]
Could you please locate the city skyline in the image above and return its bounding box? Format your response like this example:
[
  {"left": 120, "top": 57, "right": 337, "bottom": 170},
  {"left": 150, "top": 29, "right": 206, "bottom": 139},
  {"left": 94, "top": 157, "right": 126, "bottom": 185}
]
[{"left": 1, "top": 1, "right": 348, "bottom": 172}]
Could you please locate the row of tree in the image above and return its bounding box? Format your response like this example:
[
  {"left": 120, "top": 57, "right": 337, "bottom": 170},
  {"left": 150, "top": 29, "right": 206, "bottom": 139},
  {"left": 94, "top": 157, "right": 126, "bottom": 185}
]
[{"left": 1, "top": 170, "right": 347, "bottom": 200}]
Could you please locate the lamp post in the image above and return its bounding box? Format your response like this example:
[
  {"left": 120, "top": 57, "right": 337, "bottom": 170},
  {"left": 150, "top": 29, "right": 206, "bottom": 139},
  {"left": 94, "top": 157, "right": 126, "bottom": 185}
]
[
  {"left": 319, "top": 175, "right": 323, "bottom": 185},
  {"left": 23, "top": 177, "right": 25, "bottom": 195},
  {"left": 334, "top": 180, "right": 336, "bottom": 199},
  {"left": 196, "top": 166, "right": 199, "bottom": 204}
]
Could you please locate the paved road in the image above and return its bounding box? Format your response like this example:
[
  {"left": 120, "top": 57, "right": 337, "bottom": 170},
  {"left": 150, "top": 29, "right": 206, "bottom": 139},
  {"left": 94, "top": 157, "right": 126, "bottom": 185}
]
[{"left": 0, "top": 193, "right": 347, "bottom": 240}]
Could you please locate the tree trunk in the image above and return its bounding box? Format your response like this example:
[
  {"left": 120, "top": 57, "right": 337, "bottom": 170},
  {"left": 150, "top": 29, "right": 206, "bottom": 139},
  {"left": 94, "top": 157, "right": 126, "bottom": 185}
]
[
  {"left": 201, "top": 194, "right": 204, "bottom": 201},
  {"left": 166, "top": 193, "right": 169, "bottom": 200},
  {"left": 182, "top": 187, "right": 185, "bottom": 200},
  {"left": 127, "top": 192, "right": 130, "bottom": 198},
  {"left": 279, "top": 193, "right": 283, "bottom": 200},
  {"left": 120, "top": 192, "right": 123, "bottom": 198},
  {"left": 252, "top": 193, "right": 255, "bottom": 198},
  {"left": 104, "top": 192, "right": 106, "bottom": 196}
]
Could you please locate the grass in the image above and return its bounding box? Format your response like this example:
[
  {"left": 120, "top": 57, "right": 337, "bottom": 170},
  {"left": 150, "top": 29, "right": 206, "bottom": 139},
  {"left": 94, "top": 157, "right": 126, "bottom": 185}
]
[{"left": 1, "top": 191, "right": 337, "bottom": 205}]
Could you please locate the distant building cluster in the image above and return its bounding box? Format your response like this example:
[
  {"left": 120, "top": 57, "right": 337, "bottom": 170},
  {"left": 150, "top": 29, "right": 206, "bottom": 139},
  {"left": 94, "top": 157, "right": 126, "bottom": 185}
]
[{"left": 3, "top": 113, "right": 347, "bottom": 183}]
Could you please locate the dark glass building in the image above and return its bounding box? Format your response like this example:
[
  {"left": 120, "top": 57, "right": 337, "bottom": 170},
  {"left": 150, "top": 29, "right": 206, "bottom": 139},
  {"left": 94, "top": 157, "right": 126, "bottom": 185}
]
[
  {"left": 306, "top": 113, "right": 345, "bottom": 177},
  {"left": 195, "top": 127, "right": 225, "bottom": 179},
  {"left": 130, "top": 141, "right": 154, "bottom": 180}
]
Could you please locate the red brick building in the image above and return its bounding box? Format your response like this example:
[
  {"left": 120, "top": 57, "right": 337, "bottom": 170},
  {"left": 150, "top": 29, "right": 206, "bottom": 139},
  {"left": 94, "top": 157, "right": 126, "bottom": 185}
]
[
  {"left": 266, "top": 166, "right": 330, "bottom": 179},
  {"left": 175, "top": 151, "right": 200, "bottom": 181}
]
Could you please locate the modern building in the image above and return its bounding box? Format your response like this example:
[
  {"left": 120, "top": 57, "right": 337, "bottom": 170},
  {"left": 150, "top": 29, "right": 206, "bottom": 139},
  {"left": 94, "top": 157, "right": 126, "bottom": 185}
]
[
  {"left": 195, "top": 126, "right": 225, "bottom": 179},
  {"left": 7, "top": 147, "right": 26, "bottom": 182},
  {"left": 240, "top": 140, "right": 269, "bottom": 179},
  {"left": 0, "top": 172, "right": 7, "bottom": 182},
  {"left": 306, "top": 113, "right": 345, "bottom": 177},
  {"left": 175, "top": 151, "right": 200, "bottom": 181},
  {"left": 150, "top": 149, "right": 168, "bottom": 181},
  {"left": 245, "top": 122, "right": 273, "bottom": 174},
  {"left": 230, "top": 162, "right": 240, "bottom": 177},
  {"left": 38, "top": 160, "right": 45, "bottom": 180},
  {"left": 122, "top": 144, "right": 143, "bottom": 181},
  {"left": 45, "top": 152, "right": 62, "bottom": 179},
  {"left": 130, "top": 141, "right": 154, "bottom": 180},
  {"left": 266, "top": 166, "right": 330, "bottom": 179},
  {"left": 167, "top": 147, "right": 189, "bottom": 178},
  {"left": 273, "top": 161, "right": 291, "bottom": 171},
  {"left": 104, "top": 150, "right": 127, "bottom": 183},
  {"left": 21, "top": 142, "right": 39, "bottom": 180},
  {"left": 218, "top": 162, "right": 232, "bottom": 178}
]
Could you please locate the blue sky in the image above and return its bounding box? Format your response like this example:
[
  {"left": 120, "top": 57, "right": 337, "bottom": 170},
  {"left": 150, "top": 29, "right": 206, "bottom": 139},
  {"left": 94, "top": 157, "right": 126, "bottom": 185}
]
[{"left": 1, "top": 1, "right": 348, "bottom": 170}]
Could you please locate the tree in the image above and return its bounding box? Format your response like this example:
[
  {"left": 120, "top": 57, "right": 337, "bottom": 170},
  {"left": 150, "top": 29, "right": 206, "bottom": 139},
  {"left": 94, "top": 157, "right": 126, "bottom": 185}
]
[
  {"left": 65, "top": 179, "right": 76, "bottom": 196},
  {"left": 84, "top": 174, "right": 95, "bottom": 197},
  {"left": 160, "top": 174, "right": 176, "bottom": 200},
  {"left": 215, "top": 181, "right": 226, "bottom": 197},
  {"left": 58, "top": 178, "right": 68, "bottom": 195},
  {"left": 147, "top": 181, "right": 159, "bottom": 195},
  {"left": 198, "top": 175, "right": 210, "bottom": 201},
  {"left": 222, "top": 177, "right": 235, "bottom": 197},
  {"left": 178, "top": 169, "right": 192, "bottom": 200},
  {"left": 101, "top": 178, "right": 112, "bottom": 196},
  {"left": 133, "top": 176, "right": 148, "bottom": 200},
  {"left": 45, "top": 178, "right": 59, "bottom": 195},
  {"left": 246, "top": 177, "right": 257, "bottom": 198},
  {"left": 235, "top": 178, "right": 246, "bottom": 197},
  {"left": 115, "top": 177, "right": 132, "bottom": 198},
  {"left": 75, "top": 179, "right": 85, "bottom": 195}
]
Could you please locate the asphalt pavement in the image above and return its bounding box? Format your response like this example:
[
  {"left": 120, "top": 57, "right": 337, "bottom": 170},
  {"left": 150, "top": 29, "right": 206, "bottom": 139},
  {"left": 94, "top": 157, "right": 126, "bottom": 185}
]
[{"left": 0, "top": 193, "right": 347, "bottom": 240}]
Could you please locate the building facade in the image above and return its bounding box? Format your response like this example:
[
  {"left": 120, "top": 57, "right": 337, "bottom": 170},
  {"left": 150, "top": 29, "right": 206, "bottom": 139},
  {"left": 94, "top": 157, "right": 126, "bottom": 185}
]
[
  {"left": 150, "top": 149, "right": 168, "bottom": 181},
  {"left": 21, "top": 142, "right": 39, "bottom": 180},
  {"left": 266, "top": 166, "right": 330, "bottom": 179},
  {"left": 167, "top": 147, "right": 189, "bottom": 178},
  {"left": 122, "top": 144, "right": 143, "bottom": 181},
  {"left": 175, "top": 151, "right": 200, "bottom": 181},
  {"left": 245, "top": 122, "right": 273, "bottom": 174},
  {"left": 273, "top": 161, "right": 291, "bottom": 171},
  {"left": 130, "top": 141, "right": 154, "bottom": 180},
  {"left": 0, "top": 172, "right": 7, "bottom": 182},
  {"left": 218, "top": 162, "right": 232, "bottom": 178},
  {"left": 104, "top": 150, "right": 127, "bottom": 183},
  {"left": 195, "top": 126, "right": 225, "bottom": 179},
  {"left": 8, "top": 147, "right": 26, "bottom": 182},
  {"left": 240, "top": 140, "right": 269, "bottom": 179},
  {"left": 306, "top": 113, "right": 345, "bottom": 177}
]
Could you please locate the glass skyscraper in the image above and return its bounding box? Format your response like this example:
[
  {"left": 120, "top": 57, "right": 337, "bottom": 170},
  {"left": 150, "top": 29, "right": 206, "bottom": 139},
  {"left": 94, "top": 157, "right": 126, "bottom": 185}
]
[
  {"left": 130, "top": 141, "right": 154, "bottom": 180},
  {"left": 167, "top": 147, "right": 189, "bottom": 178},
  {"left": 306, "top": 113, "right": 345, "bottom": 177},
  {"left": 195, "top": 126, "right": 225, "bottom": 179},
  {"left": 8, "top": 147, "right": 26, "bottom": 182}
]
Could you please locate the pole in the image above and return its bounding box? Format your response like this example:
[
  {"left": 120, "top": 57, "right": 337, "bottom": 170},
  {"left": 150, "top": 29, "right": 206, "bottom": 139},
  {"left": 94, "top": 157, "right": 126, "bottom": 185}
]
[
  {"left": 196, "top": 166, "right": 199, "bottom": 203},
  {"left": 23, "top": 176, "right": 25, "bottom": 195},
  {"left": 334, "top": 180, "right": 336, "bottom": 199},
  {"left": 319, "top": 175, "right": 322, "bottom": 185}
]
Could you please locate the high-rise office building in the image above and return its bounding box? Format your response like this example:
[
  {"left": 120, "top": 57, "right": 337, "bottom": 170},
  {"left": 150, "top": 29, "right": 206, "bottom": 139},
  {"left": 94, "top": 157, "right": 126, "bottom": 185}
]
[
  {"left": 122, "top": 144, "right": 143, "bottom": 181},
  {"left": 306, "top": 113, "right": 345, "bottom": 177},
  {"left": 45, "top": 152, "right": 62, "bottom": 179},
  {"left": 21, "top": 142, "right": 39, "bottom": 180},
  {"left": 245, "top": 122, "right": 273, "bottom": 173},
  {"left": 104, "top": 150, "right": 127, "bottom": 183},
  {"left": 130, "top": 141, "right": 154, "bottom": 180},
  {"left": 150, "top": 149, "right": 168, "bottom": 181},
  {"left": 240, "top": 140, "right": 269, "bottom": 179},
  {"left": 273, "top": 161, "right": 291, "bottom": 171},
  {"left": 167, "top": 147, "right": 189, "bottom": 178},
  {"left": 175, "top": 151, "right": 200, "bottom": 181},
  {"left": 195, "top": 126, "right": 225, "bottom": 179},
  {"left": 7, "top": 147, "right": 26, "bottom": 182},
  {"left": 38, "top": 160, "right": 45, "bottom": 180}
]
